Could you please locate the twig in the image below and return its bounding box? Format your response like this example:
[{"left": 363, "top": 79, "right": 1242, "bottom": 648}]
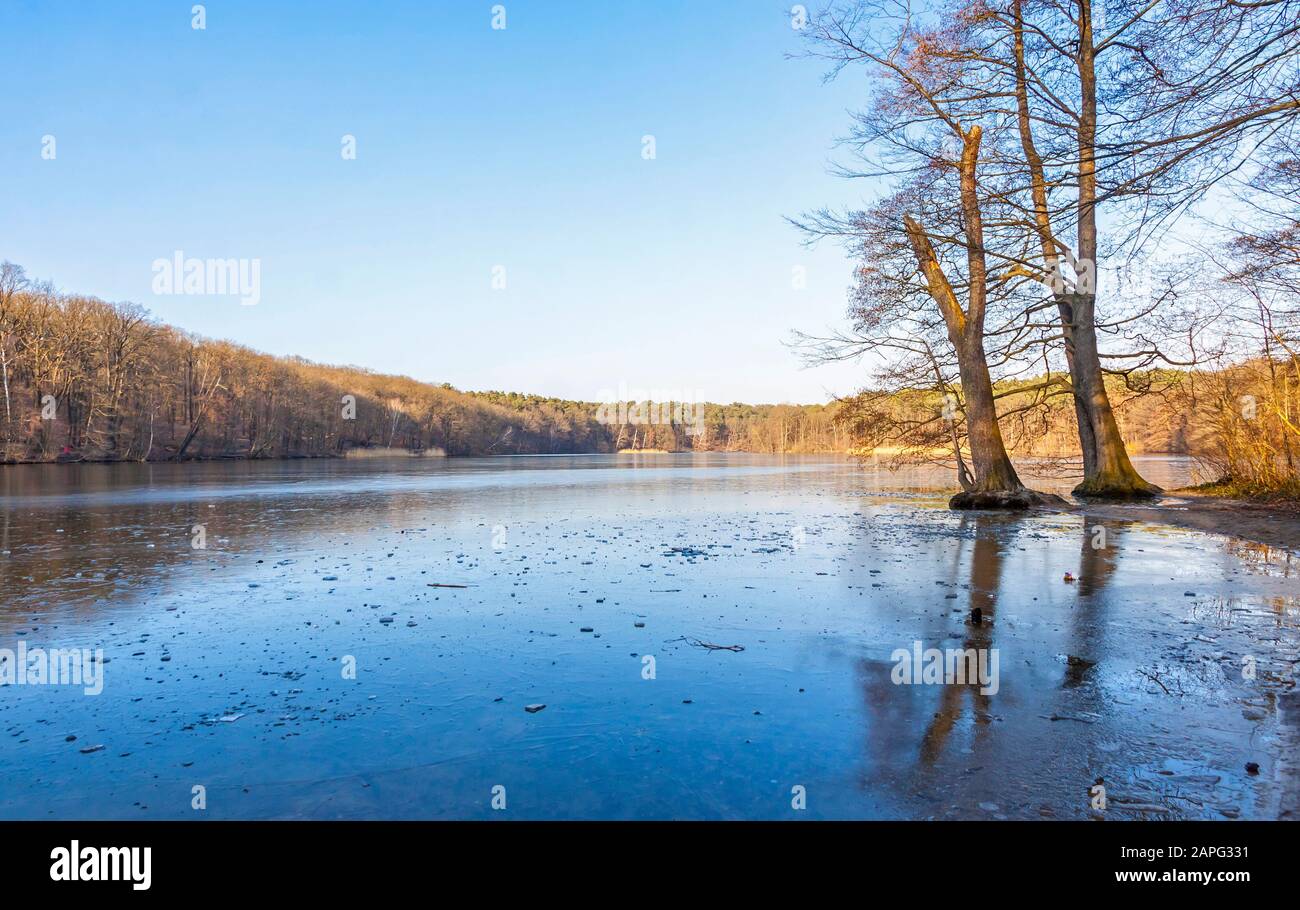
[
  {"left": 1136, "top": 668, "right": 1173, "bottom": 695},
  {"left": 666, "top": 636, "right": 745, "bottom": 653}
]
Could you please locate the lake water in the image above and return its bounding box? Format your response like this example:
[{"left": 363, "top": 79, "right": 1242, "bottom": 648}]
[{"left": 1, "top": 454, "right": 1296, "bottom": 819}]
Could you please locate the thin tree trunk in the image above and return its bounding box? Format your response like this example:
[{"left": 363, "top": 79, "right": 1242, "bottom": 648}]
[
  {"left": 1, "top": 335, "right": 10, "bottom": 424},
  {"left": 141, "top": 410, "right": 154, "bottom": 462}
]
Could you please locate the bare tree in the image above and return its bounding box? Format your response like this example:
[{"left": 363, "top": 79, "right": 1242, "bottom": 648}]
[
  {"left": 799, "top": 0, "right": 1300, "bottom": 497},
  {"left": 794, "top": 1, "right": 1072, "bottom": 504},
  {"left": 992, "top": 0, "right": 1300, "bottom": 495}
]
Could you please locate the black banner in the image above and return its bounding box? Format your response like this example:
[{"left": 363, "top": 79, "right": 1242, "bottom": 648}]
[{"left": 0, "top": 820, "right": 1280, "bottom": 896}]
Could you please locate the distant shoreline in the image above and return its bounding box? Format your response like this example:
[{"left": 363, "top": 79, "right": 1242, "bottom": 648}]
[
  {"left": 0, "top": 447, "right": 862, "bottom": 466},
  {"left": 1, "top": 446, "right": 1195, "bottom": 468}
]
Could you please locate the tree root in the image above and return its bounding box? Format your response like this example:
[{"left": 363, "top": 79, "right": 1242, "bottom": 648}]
[
  {"left": 1072, "top": 474, "right": 1163, "bottom": 500},
  {"left": 949, "top": 488, "right": 1071, "bottom": 510}
]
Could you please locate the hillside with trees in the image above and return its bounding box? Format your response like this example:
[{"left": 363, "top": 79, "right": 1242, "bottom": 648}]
[
  {"left": 0, "top": 264, "right": 852, "bottom": 462},
  {"left": 0, "top": 263, "right": 606, "bottom": 461}
]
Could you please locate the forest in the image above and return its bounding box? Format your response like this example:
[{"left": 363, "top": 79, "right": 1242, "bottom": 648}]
[{"left": 0, "top": 268, "right": 849, "bottom": 462}]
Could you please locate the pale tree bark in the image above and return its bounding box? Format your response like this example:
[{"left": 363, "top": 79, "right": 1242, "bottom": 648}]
[
  {"left": 1, "top": 338, "right": 10, "bottom": 425},
  {"left": 0, "top": 262, "right": 28, "bottom": 451}
]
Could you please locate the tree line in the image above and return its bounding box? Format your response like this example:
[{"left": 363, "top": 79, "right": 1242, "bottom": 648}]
[
  {"left": 0, "top": 269, "right": 852, "bottom": 462},
  {"left": 0, "top": 267, "right": 606, "bottom": 462}
]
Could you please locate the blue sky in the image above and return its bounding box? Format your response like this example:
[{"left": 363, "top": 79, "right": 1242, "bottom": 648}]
[{"left": 1, "top": 0, "right": 875, "bottom": 403}]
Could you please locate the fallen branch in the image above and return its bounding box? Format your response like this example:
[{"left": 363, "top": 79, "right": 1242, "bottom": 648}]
[
  {"left": 1136, "top": 668, "right": 1173, "bottom": 695},
  {"left": 1040, "top": 712, "right": 1101, "bottom": 724},
  {"left": 667, "top": 636, "right": 745, "bottom": 653}
]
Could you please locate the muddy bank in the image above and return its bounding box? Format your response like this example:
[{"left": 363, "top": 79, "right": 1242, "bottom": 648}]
[{"left": 1079, "top": 495, "right": 1300, "bottom": 553}]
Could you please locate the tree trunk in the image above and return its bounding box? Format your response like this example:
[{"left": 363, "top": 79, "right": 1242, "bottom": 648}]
[
  {"left": 957, "top": 339, "right": 1023, "bottom": 493},
  {"left": 1010, "top": 0, "right": 1155, "bottom": 498},
  {"left": 0, "top": 335, "right": 10, "bottom": 424},
  {"left": 1068, "top": 293, "right": 1161, "bottom": 497},
  {"left": 1053, "top": 296, "right": 1098, "bottom": 480},
  {"left": 903, "top": 208, "right": 1024, "bottom": 497},
  {"left": 1070, "top": 1, "right": 1159, "bottom": 498},
  {"left": 141, "top": 410, "right": 154, "bottom": 462}
]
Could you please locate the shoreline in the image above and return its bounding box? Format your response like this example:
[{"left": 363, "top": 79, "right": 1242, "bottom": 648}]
[
  {"left": 1, "top": 448, "right": 838, "bottom": 466},
  {"left": 5, "top": 453, "right": 1297, "bottom": 550},
  {"left": 1074, "top": 492, "right": 1300, "bottom": 553}
]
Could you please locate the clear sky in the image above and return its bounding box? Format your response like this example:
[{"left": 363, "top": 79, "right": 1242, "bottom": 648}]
[{"left": 0, "top": 0, "right": 876, "bottom": 404}]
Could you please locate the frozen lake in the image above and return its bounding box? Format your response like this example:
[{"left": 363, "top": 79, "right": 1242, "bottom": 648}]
[{"left": 1, "top": 454, "right": 1296, "bottom": 819}]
